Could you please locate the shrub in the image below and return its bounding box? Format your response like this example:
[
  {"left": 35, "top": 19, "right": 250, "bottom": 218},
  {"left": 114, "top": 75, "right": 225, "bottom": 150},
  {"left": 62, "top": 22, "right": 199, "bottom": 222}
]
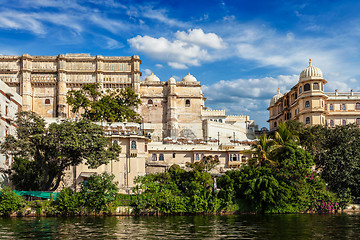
[
  {"left": 79, "top": 172, "right": 118, "bottom": 213},
  {"left": 56, "top": 188, "right": 81, "bottom": 215},
  {"left": 0, "top": 187, "right": 24, "bottom": 216}
]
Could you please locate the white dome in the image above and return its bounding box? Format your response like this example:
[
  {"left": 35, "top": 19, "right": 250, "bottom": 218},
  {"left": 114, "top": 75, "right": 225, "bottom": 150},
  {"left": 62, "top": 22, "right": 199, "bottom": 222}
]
[
  {"left": 168, "top": 76, "right": 176, "bottom": 84},
  {"left": 299, "top": 59, "right": 323, "bottom": 82},
  {"left": 182, "top": 72, "right": 197, "bottom": 82},
  {"left": 145, "top": 72, "right": 160, "bottom": 82},
  {"left": 270, "top": 88, "right": 283, "bottom": 107}
]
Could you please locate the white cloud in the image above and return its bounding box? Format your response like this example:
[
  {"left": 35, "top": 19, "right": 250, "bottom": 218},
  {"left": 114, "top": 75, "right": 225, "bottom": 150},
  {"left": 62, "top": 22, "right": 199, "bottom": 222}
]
[
  {"left": 102, "top": 37, "right": 123, "bottom": 49},
  {"left": 155, "top": 64, "right": 163, "bottom": 68},
  {"left": 128, "top": 29, "right": 224, "bottom": 69},
  {"left": 175, "top": 29, "right": 226, "bottom": 49},
  {"left": 89, "top": 14, "right": 130, "bottom": 34},
  {"left": 202, "top": 74, "right": 299, "bottom": 127}
]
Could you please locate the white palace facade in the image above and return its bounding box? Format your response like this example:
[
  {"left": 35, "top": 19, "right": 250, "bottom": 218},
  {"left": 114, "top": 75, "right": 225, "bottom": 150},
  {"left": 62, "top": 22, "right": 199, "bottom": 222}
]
[{"left": 268, "top": 59, "right": 360, "bottom": 131}]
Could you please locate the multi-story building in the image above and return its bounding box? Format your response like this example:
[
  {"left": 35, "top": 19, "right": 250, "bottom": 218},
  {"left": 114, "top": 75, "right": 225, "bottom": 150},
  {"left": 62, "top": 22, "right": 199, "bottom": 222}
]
[
  {"left": 0, "top": 53, "right": 255, "bottom": 191},
  {"left": 0, "top": 79, "right": 22, "bottom": 185},
  {"left": 268, "top": 59, "right": 360, "bottom": 130}
]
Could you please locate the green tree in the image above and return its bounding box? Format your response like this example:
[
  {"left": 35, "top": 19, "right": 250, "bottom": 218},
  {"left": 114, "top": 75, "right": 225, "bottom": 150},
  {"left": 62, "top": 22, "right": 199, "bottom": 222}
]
[
  {"left": 246, "top": 134, "right": 277, "bottom": 167},
  {"left": 312, "top": 124, "right": 360, "bottom": 198},
  {"left": 67, "top": 83, "right": 141, "bottom": 123},
  {"left": 0, "top": 111, "right": 121, "bottom": 191},
  {"left": 217, "top": 124, "right": 342, "bottom": 213},
  {"left": 79, "top": 172, "right": 119, "bottom": 213}
]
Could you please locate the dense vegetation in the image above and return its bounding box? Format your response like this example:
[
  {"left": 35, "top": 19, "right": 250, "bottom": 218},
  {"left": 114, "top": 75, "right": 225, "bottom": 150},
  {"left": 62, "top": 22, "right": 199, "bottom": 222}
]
[
  {"left": 0, "top": 173, "right": 122, "bottom": 216},
  {"left": 0, "top": 112, "right": 121, "bottom": 191},
  {"left": 286, "top": 120, "right": 360, "bottom": 200},
  {"left": 132, "top": 123, "right": 349, "bottom": 214},
  {"left": 1, "top": 119, "right": 357, "bottom": 216}
]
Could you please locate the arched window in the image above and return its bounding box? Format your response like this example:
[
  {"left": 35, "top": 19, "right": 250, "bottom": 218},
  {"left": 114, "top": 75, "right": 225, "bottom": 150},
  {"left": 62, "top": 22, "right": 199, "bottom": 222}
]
[
  {"left": 173, "top": 153, "right": 176, "bottom": 158},
  {"left": 152, "top": 154, "right": 157, "bottom": 161},
  {"left": 131, "top": 140, "right": 136, "bottom": 150},
  {"left": 330, "top": 120, "right": 334, "bottom": 126},
  {"left": 274, "top": 122, "right": 277, "bottom": 128},
  {"left": 45, "top": 99, "right": 50, "bottom": 104},
  {"left": 330, "top": 104, "right": 333, "bottom": 110},
  {"left": 305, "top": 101, "right": 310, "bottom": 108},
  {"left": 341, "top": 104, "right": 346, "bottom": 110},
  {"left": 325, "top": 104, "right": 327, "bottom": 110},
  {"left": 148, "top": 99, "right": 153, "bottom": 105},
  {"left": 299, "top": 86, "right": 302, "bottom": 94},
  {"left": 214, "top": 155, "right": 219, "bottom": 160},
  {"left": 241, "top": 156, "right": 246, "bottom": 162},
  {"left": 195, "top": 153, "right": 200, "bottom": 161},
  {"left": 219, "top": 119, "right": 223, "bottom": 123},
  {"left": 113, "top": 140, "right": 118, "bottom": 145},
  {"left": 304, "top": 83, "right": 311, "bottom": 91},
  {"left": 356, "top": 103, "right": 360, "bottom": 110},
  {"left": 357, "top": 118, "right": 360, "bottom": 125},
  {"left": 159, "top": 154, "right": 164, "bottom": 161},
  {"left": 342, "top": 120, "right": 346, "bottom": 126},
  {"left": 306, "top": 117, "right": 310, "bottom": 124},
  {"left": 185, "top": 99, "right": 191, "bottom": 107},
  {"left": 313, "top": 83, "right": 319, "bottom": 90}
]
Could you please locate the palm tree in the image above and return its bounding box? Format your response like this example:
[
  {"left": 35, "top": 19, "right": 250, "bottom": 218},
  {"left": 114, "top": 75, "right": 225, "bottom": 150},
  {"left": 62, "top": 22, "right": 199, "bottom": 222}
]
[
  {"left": 274, "top": 123, "right": 299, "bottom": 145},
  {"left": 245, "top": 134, "right": 278, "bottom": 167}
]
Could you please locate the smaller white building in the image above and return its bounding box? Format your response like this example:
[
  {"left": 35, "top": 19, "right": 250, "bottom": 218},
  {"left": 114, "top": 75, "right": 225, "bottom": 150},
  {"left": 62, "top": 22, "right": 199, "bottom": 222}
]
[{"left": 0, "top": 79, "right": 22, "bottom": 185}]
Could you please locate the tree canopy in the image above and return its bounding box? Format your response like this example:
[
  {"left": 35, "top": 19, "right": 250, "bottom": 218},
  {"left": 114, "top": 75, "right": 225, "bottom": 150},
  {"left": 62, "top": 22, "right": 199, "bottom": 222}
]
[
  {"left": 67, "top": 83, "right": 141, "bottom": 123},
  {"left": 0, "top": 111, "right": 121, "bottom": 191}
]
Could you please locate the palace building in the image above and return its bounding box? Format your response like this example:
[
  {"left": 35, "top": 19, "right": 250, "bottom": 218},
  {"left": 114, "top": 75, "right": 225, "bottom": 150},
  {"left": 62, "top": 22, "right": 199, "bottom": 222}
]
[
  {"left": 0, "top": 53, "right": 255, "bottom": 192},
  {"left": 268, "top": 59, "right": 360, "bottom": 131}
]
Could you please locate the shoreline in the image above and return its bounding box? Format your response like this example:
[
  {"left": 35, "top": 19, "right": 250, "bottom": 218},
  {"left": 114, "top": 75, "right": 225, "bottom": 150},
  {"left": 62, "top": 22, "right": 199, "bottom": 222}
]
[{"left": 3, "top": 208, "right": 360, "bottom": 218}]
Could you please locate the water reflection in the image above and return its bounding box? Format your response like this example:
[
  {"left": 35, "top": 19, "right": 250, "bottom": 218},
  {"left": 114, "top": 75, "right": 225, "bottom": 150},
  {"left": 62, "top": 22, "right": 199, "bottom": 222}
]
[{"left": 0, "top": 214, "right": 359, "bottom": 239}]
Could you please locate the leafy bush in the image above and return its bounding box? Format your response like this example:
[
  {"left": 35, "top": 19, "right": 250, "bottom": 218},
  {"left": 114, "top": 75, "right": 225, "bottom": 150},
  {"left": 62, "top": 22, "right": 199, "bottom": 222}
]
[
  {"left": 0, "top": 187, "right": 24, "bottom": 216},
  {"left": 79, "top": 172, "right": 118, "bottom": 213},
  {"left": 55, "top": 188, "right": 81, "bottom": 215}
]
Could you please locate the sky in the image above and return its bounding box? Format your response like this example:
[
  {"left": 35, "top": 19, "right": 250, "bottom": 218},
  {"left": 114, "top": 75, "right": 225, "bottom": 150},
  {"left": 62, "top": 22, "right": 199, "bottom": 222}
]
[{"left": 1, "top": 0, "right": 360, "bottom": 128}]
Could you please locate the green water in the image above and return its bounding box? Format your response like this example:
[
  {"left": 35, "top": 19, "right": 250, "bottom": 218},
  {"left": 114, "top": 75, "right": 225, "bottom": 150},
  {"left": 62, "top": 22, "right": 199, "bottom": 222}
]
[{"left": 0, "top": 214, "right": 359, "bottom": 239}]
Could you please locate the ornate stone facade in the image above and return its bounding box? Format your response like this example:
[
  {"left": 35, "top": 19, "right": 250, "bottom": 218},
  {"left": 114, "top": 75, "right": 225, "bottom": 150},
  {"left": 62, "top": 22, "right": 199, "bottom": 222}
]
[
  {"left": 268, "top": 60, "right": 360, "bottom": 130},
  {"left": 0, "top": 54, "right": 141, "bottom": 118}
]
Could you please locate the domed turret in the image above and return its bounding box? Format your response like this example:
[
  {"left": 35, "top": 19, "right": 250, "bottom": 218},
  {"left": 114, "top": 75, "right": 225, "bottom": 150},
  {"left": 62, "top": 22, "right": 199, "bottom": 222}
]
[
  {"left": 168, "top": 76, "right": 176, "bottom": 84},
  {"left": 270, "top": 88, "right": 283, "bottom": 107},
  {"left": 299, "top": 59, "right": 323, "bottom": 82},
  {"left": 182, "top": 72, "right": 197, "bottom": 82},
  {"left": 145, "top": 72, "right": 160, "bottom": 82}
]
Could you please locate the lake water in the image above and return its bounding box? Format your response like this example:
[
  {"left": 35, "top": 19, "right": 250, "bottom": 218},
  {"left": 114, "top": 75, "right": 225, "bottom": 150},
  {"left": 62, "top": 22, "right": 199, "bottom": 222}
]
[{"left": 0, "top": 214, "right": 359, "bottom": 239}]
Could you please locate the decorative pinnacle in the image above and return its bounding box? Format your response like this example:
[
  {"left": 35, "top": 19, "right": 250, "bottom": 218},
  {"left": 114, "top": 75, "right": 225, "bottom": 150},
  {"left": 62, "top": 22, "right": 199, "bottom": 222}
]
[
  {"left": 309, "top": 59, "right": 312, "bottom": 66},
  {"left": 277, "top": 88, "right": 280, "bottom": 94}
]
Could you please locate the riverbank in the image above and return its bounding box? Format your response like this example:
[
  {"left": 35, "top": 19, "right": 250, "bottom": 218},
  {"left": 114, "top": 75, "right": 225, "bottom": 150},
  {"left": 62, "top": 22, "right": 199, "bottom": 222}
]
[{"left": 4, "top": 204, "right": 360, "bottom": 218}]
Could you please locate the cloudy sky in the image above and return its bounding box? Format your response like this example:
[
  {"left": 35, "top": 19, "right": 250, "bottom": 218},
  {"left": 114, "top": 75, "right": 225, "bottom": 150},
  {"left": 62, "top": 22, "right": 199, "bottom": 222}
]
[{"left": 1, "top": 0, "right": 360, "bottom": 128}]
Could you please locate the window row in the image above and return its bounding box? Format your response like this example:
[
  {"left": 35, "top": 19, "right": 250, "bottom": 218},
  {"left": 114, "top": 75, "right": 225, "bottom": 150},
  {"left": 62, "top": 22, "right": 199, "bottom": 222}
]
[
  {"left": 299, "top": 82, "right": 323, "bottom": 94},
  {"left": 147, "top": 99, "right": 191, "bottom": 107},
  {"left": 152, "top": 153, "right": 164, "bottom": 161},
  {"left": 325, "top": 103, "right": 360, "bottom": 111},
  {"left": 325, "top": 118, "right": 360, "bottom": 126},
  {"left": 230, "top": 154, "right": 247, "bottom": 162}
]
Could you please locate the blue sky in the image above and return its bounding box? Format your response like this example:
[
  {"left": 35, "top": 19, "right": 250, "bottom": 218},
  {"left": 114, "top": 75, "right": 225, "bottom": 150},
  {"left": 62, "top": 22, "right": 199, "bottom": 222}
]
[{"left": 1, "top": 0, "right": 360, "bottom": 128}]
